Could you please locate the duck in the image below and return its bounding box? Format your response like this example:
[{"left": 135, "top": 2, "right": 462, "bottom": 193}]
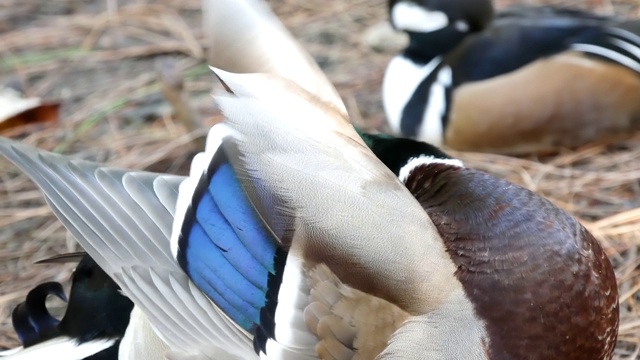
[
  {"left": 0, "top": 253, "right": 133, "bottom": 359},
  {"left": 383, "top": 0, "right": 640, "bottom": 154},
  {"left": 1, "top": 0, "right": 344, "bottom": 357},
  {"left": 0, "top": 67, "right": 619, "bottom": 359}
]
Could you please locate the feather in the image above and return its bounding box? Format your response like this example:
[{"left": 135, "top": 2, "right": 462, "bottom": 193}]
[
  {"left": 0, "top": 337, "right": 115, "bottom": 360},
  {"left": 2, "top": 68, "right": 465, "bottom": 359},
  {"left": 0, "top": 140, "right": 255, "bottom": 359},
  {"left": 35, "top": 252, "right": 87, "bottom": 264},
  {"left": 118, "top": 307, "right": 171, "bottom": 360},
  {"left": 305, "top": 265, "right": 410, "bottom": 360},
  {"left": 211, "top": 69, "right": 458, "bottom": 316},
  {"left": 11, "top": 282, "right": 66, "bottom": 347},
  {"left": 201, "top": 0, "right": 346, "bottom": 115}
]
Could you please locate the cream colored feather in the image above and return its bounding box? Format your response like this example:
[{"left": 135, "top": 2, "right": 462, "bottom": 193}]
[
  {"left": 202, "top": 0, "right": 346, "bottom": 115},
  {"left": 210, "top": 68, "right": 486, "bottom": 359},
  {"left": 213, "top": 69, "right": 459, "bottom": 315}
]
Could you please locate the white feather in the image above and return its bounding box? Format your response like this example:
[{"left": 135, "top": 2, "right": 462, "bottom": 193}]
[
  {"left": 170, "top": 124, "right": 235, "bottom": 259},
  {"left": 399, "top": 155, "right": 464, "bottom": 183},
  {"left": 0, "top": 348, "right": 22, "bottom": 356},
  {"left": 0, "top": 337, "right": 114, "bottom": 360},
  {"left": 382, "top": 56, "right": 443, "bottom": 135},
  {"left": 418, "top": 65, "right": 452, "bottom": 146},
  {"left": 119, "top": 306, "right": 171, "bottom": 360},
  {"left": 273, "top": 254, "right": 317, "bottom": 351},
  {"left": 570, "top": 43, "right": 640, "bottom": 72},
  {"left": 171, "top": 178, "right": 197, "bottom": 258},
  {"left": 213, "top": 69, "right": 350, "bottom": 136},
  {"left": 610, "top": 38, "right": 640, "bottom": 64},
  {"left": 606, "top": 27, "right": 640, "bottom": 46},
  {"left": 263, "top": 339, "right": 317, "bottom": 360},
  {"left": 391, "top": 1, "right": 450, "bottom": 33}
]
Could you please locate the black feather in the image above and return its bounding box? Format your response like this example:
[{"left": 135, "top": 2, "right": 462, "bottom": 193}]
[{"left": 11, "top": 282, "right": 66, "bottom": 346}]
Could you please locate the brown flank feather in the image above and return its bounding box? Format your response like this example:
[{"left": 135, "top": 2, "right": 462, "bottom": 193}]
[{"left": 446, "top": 52, "right": 640, "bottom": 154}]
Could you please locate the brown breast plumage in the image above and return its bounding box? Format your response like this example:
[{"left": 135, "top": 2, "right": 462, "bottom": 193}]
[{"left": 404, "top": 163, "right": 619, "bottom": 359}]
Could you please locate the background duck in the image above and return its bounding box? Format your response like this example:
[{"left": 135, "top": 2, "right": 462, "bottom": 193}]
[
  {"left": 0, "top": 68, "right": 619, "bottom": 359},
  {"left": 383, "top": 0, "right": 640, "bottom": 154},
  {"left": 7, "top": 282, "right": 66, "bottom": 349},
  {"left": 0, "top": 253, "right": 133, "bottom": 360}
]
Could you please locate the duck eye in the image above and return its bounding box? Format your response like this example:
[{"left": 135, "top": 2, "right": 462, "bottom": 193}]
[{"left": 454, "top": 20, "right": 469, "bottom": 32}]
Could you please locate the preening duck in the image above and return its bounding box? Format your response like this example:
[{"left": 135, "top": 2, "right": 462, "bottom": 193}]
[
  {"left": 0, "top": 0, "right": 621, "bottom": 357},
  {"left": 0, "top": 67, "right": 619, "bottom": 359},
  {"left": 383, "top": 0, "right": 640, "bottom": 154}
]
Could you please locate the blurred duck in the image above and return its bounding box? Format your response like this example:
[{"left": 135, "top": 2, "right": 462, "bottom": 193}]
[
  {"left": 0, "top": 253, "right": 133, "bottom": 360},
  {"left": 383, "top": 0, "right": 640, "bottom": 154},
  {"left": 0, "top": 67, "right": 619, "bottom": 359},
  {"left": 6, "top": 282, "right": 67, "bottom": 350}
]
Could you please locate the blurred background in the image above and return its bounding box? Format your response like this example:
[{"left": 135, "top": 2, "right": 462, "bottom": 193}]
[{"left": 1, "top": 0, "right": 640, "bottom": 358}]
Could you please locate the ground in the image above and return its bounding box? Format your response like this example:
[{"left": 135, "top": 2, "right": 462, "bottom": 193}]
[{"left": 0, "top": 0, "right": 639, "bottom": 358}]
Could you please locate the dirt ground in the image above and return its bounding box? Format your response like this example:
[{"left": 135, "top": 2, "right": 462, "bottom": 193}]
[{"left": 1, "top": 0, "right": 640, "bottom": 358}]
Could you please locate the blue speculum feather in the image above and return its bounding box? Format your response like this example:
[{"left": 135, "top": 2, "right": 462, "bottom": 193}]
[{"left": 181, "top": 162, "right": 278, "bottom": 332}]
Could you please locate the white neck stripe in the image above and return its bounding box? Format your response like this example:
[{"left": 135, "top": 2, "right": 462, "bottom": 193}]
[{"left": 399, "top": 155, "right": 464, "bottom": 183}]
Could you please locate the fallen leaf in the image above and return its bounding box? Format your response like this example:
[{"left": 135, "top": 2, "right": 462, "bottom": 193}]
[{"left": 0, "top": 88, "right": 60, "bottom": 136}]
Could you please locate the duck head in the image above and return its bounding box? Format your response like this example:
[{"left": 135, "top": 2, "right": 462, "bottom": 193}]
[
  {"left": 388, "top": 0, "right": 494, "bottom": 60},
  {"left": 384, "top": 0, "right": 640, "bottom": 154},
  {"left": 356, "top": 129, "right": 461, "bottom": 178},
  {"left": 383, "top": 0, "right": 494, "bottom": 144}
]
